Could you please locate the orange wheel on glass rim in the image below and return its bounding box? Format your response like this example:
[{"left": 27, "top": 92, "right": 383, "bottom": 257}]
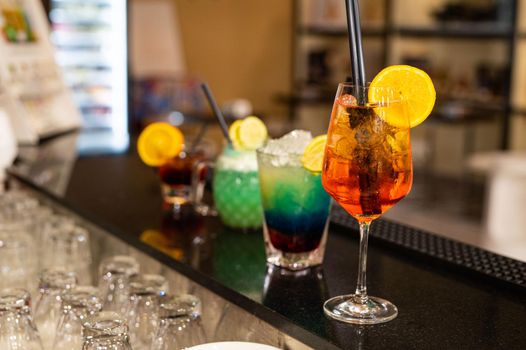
[
  {"left": 369, "top": 65, "right": 436, "bottom": 128},
  {"left": 137, "top": 122, "right": 184, "bottom": 167}
]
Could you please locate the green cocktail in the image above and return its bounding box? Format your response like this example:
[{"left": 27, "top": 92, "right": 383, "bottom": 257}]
[{"left": 213, "top": 146, "right": 262, "bottom": 230}]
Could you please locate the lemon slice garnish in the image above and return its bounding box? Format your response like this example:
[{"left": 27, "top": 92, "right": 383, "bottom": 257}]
[
  {"left": 232, "top": 116, "right": 268, "bottom": 151},
  {"left": 228, "top": 119, "right": 243, "bottom": 150},
  {"left": 301, "top": 134, "right": 327, "bottom": 172}
]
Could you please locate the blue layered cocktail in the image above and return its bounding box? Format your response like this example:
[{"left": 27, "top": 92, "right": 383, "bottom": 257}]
[{"left": 257, "top": 131, "right": 332, "bottom": 270}]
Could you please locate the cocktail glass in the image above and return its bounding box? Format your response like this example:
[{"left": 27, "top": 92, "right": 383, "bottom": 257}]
[
  {"left": 257, "top": 131, "right": 332, "bottom": 270},
  {"left": 193, "top": 145, "right": 263, "bottom": 230},
  {"left": 322, "top": 84, "right": 413, "bottom": 324},
  {"left": 213, "top": 146, "right": 262, "bottom": 230},
  {"left": 158, "top": 151, "right": 204, "bottom": 209}
]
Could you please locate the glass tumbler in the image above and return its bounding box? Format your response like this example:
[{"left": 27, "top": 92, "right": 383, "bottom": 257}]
[
  {"left": 38, "top": 214, "right": 75, "bottom": 256},
  {"left": 211, "top": 146, "right": 262, "bottom": 230},
  {"left": 0, "top": 288, "right": 43, "bottom": 350},
  {"left": 53, "top": 286, "right": 102, "bottom": 350},
  {"left": 81, "top": 311, "right": 132, "bottom": 350},
  {"left": 0, "top": 230, "right": 37, "bottom": 290},
  {"left": 98, "top": 255, "right": 140, "bottom": 313},
  {"left": 33, "top": 269, "right": 78, "bottom": 350},
  {"left": 125, "top": 274, "right": 169, "bottom": 350},
  {"left": 159, "top": 150, "right": 206, "bottom": 210},
  {"left": 151, "top": 294, "right": 206, "bottom": 350},
  {"left": 0, "top": 191, "right": 39, "bottom": 221},
  {"left": 0, "top": 204, "right": 53, "bottom": 238},
  {"left": 257, "top": 147, "right": 332, "bottom": 270},
  {"left": 41, "top": 224, "right": 92, "bottom": 284}
]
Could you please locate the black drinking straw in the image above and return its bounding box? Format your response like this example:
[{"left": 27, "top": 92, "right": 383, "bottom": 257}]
[
  {"left": 344, "top": 0, "right": 367, "bottom": 104},
  {"left": 201, "top": 82, "right": 232, "bottom": 144},
  {"left": 345, "top": 0, "right": 381, "bottom": 214}
]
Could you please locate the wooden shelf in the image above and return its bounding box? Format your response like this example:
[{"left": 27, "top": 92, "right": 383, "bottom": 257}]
[
  {"left": 298, "top": 24, "right": 512, "bottom": 40},
  {"left": 298, "top": 25, "right": 385, "bottom": 37},
  {"left": 277, "top": 91, "right": 506, "bottom": 120},
  {"left": 513, "top": 108, "right": 526, "bottom": 116},
  {"left": 395, "top": 24, "right": 512, "bottom": 39},
  {"left": 429, "top": 111, "right": 501, "bottom": 124}
]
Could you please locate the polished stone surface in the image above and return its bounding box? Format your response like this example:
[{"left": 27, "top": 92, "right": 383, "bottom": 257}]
[{"left": 10, "top": 132, "right": 526, "bottom": 349}]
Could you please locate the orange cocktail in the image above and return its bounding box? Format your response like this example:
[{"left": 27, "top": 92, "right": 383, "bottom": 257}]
[
  {"left": 321, "top": 65, "right": 436, "bottom": 325},
  {"left": 323, "top": 97, "right": 413, "bottom": 223}
]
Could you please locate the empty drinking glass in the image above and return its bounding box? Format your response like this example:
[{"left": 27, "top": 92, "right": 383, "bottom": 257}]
[
  {"left": 125, "top": 274, "right": 169, "bottom": 349},
  {"left": 53, "top": 286, "right": 102, "bottom": 350},
  {"left": 0, "top": 230, "right": 37, "bottom": 290},
  {"left": 33, "top": 269, "right": 77, "bottom": 350},
  {"left": 38, "top": 214, "right": 75, "bottom": 250},
  {"left": 0, "top": 191, "right": 39, "bottom": 220},
  {"left": 41, "top": 224, "right": 92, "bottom": 284},
  {"left": 99, "top": 255, "right": 140, "bottom": 313},
  {"left": 0, "top": 204, "right": 53, "bottom": 238},
  {"left": 0, "top": 288, "right": 43, "bottom": 350},
  {"left": 151, "top": 294, "right": 206, "bottom": 350},
  {"left": 82, "top": 311, "right": 132, "bottom": 350}
]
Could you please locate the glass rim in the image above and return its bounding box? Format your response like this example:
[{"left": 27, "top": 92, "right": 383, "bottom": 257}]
[
  {"left": 99, "top": 255, "right": 140, "bottom": 276},
  {"left": 82, "top": 311, "right": 128, "bottom": 338},
  {"left": 334, "top": 83, "right": 406, "bottom": 107},
  {"left": 39, "top": 269, "right": 77, "bottom": 290},
  {"left": 336, "top": 83, "right": 402, "bottom": 96},
  {"left": 0, "top": 288, "right": 30, "bottom": 311},
  {"left": 159, "top": 294, "right": 202, "bottom": 318},
  {"left": 255, "top": 146, "right": 304, "bottom": 158},
  {"left": 336, "top": 82, "right": 393, "bottom": 89}
]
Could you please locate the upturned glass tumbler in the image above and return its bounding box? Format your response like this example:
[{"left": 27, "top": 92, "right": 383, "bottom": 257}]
[
  {"left": 125, "top": 274, "right": 168, "bottom": 350},
  {"left": 33, "top": 269, "right": 78, "bottom": 350},
  {"left": 151, "top": 294, "right": 205, "bottom": 350},
  {"left": 98, "top": 255, "right": 140, "bottom": 314},
  {"left": 41, "top": 223, "right": 92, "bottom": 284},
  {"left": 53, "top": 286, "right": 102, "bottom": 350},
  {"left": 0, "top": 288, "right": 43, "bottom": 350},
  {"left": 81, "top": 311, "right": 132, "bottom": 350}
]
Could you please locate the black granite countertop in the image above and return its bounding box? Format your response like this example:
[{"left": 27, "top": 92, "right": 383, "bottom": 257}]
[{"left": 10, "top": 132, "right": 526, "bottom": 350}]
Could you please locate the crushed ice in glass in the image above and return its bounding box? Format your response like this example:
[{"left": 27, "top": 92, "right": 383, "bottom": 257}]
[{"left": 259, "top": 130, "right": 312, "bottom": 167}]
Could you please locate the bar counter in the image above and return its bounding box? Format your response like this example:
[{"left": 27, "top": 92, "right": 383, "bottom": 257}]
[{"left": 9, "top": 132, "right": 526, "bottom": 349}]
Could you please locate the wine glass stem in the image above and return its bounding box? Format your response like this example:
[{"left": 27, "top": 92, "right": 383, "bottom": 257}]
[{"left": 355, "top": 221, "right": 371, "bottom": 304}]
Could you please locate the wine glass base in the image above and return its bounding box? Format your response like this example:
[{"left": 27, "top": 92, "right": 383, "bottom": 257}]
[{"left": 324, "top": 294, "right": 398, "bottom": 325}]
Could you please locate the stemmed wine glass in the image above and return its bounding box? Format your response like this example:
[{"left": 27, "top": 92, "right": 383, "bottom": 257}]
[{"left": 322, "top": 83, "right": 412, "bottom": 324}]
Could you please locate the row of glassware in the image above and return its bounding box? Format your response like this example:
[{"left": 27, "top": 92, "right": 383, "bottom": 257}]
[
  {"left": 163, "top": 130, "right": 333, "bottom": 271},
  {"left": 0, "top": 189, "right": 205, "bottom": 349}
]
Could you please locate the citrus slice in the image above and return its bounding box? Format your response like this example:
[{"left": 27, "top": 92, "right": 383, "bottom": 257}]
[
  {"left": 228, "top": 119, "right": 244, "bottom": 150},
  {"left": 237, "top": 116, "right": 268, "bottom": 150},
  {"left": 301, "top": 134, "right": 327, "bottom": 172},
  {"left": 137, "top": 122, "right": 184, "bottom": 166},
  {"left": 369, "top": 65, "right": 436, "bottom": 128}
]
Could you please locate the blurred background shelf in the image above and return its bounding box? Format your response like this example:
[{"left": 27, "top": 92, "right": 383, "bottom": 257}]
[
  {"left": 394, "top": 24, "right": 512, "bottom": 39},
  {"left": 299, "top": 24, "right": 513, "bottom": 39},
  {"left": 288, "top": 0, "right": 522, "bottom": 177},
  {"left": 299, "top": 25, "right": 386, "bottom": 37}
]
